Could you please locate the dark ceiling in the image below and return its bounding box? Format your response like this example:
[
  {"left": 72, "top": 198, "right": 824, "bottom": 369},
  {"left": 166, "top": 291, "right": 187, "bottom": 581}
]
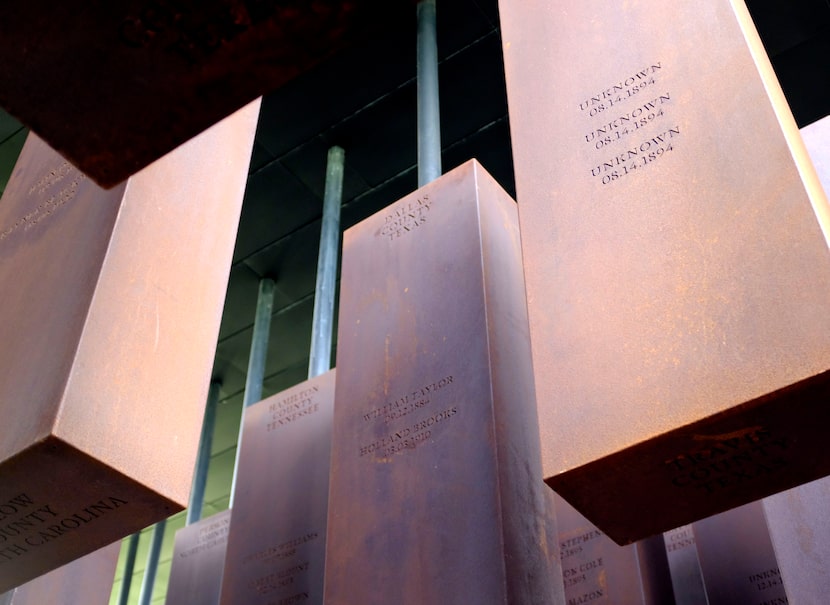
[{"left": 0, "top": 1, "right": 828, "bottom": 602}]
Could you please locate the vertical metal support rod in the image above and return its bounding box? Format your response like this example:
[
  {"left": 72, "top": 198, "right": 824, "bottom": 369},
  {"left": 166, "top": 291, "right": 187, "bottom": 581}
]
[
  {"left": 115, "top": 533, "right": 141, "bottom": 605},
  {"left": 137, "top": 519, "right": 166, "bottom": 605},
  {"left": 417, "top": 0, "right": 442, "bottom": 186},
  {"left": 229, "top": 277, "right": 276, "bottom": 503},
  {"left": 186, "top": 380, "right": 221, "bottom": 525},
  {"left": 242, "top": 278, "right": 276, "bottom": 409},
  {"left": 308, "top": 146, "right": 344, "bottom": 379}
]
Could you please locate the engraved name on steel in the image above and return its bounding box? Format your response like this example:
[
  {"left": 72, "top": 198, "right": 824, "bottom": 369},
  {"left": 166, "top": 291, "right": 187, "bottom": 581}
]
[
  {"left": 554, "top": 492, "right": 672, "bottom": 604},
  {"left": 499, "top": 0, "right": 830, "bottom": 543},
  {"left": 220, "top": 371, "right": 335, "bottom": 605},
  {"left": 325, "top": 160, "right": 559, "bottom": 604},
  {"left": 692, "top": 502, "right": 788, "bottom": 604},
  {"left": 165, "top": 510, "right": 231, "bottom": 605}
]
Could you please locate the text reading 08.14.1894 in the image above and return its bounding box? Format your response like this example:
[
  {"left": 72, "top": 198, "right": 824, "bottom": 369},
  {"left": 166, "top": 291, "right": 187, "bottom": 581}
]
[{"left": 578, "top": 62, "right": 681, "bottom": 185}]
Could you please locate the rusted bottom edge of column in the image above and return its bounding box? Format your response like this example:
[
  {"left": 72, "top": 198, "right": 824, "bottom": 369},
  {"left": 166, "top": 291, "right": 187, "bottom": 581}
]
[{"left": 548, "top": 368, "right": 830, "bottom": 545}]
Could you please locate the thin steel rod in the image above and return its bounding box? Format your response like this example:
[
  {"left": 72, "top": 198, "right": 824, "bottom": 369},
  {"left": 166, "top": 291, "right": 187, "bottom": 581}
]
[
  {"left": 137, "top": 520, "right": 166, "bottom": 605},
  {"left": 115, "top": 533, "right": 140, "bottom": 605},
  {"left": 308, "top": 146, "right": 344, "bottom": 379},
  {"left": 186, "top": 380, "right": 221, "bottom": 525},
  {"left": 242, "top": 278, "right": 276, "bottom": 409},
  {"left": 229, "top": 277, "right": 276, "bottom": 503},
  {"left": 417, "top": 0, "right": 442, "bottom": 186}
]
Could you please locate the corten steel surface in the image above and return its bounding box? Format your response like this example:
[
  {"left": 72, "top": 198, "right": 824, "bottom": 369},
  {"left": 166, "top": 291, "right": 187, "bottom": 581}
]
[
  {"left": 763, "top": 478, "right": 830, "bottom": 604},
  {"left": 692, "top": 502, "right": 788, "bottom": 604},
  {"left": 220, "top": 370, "right": 335, "bottom": 605},
  {"left": 165, "top": 510, "right": 231, "bottom": 605},
  {"left": 0, "top": 541, "right": 120, "bottom": 605},
  {"left": 663, "top": 526, "right": 708, "bottom": 605},
  {"left": 553, "top": 492, "right": 675, "bottom": 605},
  {"left": 325, "top": 161, "right": 560, "bottom": 605},
  {"left": 753, "top": 113, "right": 830, "bottom": 605},
  {"left": 543, "top": 491, "right": 567, "bottom": 604},
  {"left": 0, "top": 100, "right": 258, "bottom": 591},
  {"left": 635, "top": 534, "right": 676, "bottom": 604},
  {"left": 499, "top": 0, "right": 830, "bottom": 542},
  {"left": 0, "top": 1, "right": 411, "bottom": 188}
]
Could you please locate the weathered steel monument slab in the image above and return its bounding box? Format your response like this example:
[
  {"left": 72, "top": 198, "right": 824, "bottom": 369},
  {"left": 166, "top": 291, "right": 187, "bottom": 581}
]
[
  {"left": 0, "top": 541, "right": 119, "bottom": 605},
  {"left": 0, "top": 1, "right": 409, "bottom": 187},
  {"left": 543, "top": 491, "right": 567, "bottom": 605},
  {"left": 763, "top": 477, "right": 830, "bottom": 604},
  {"left": 553, "top": 492, "right": 675, "bottom": 604},
  {"left": 220, "top": 370, "right": 335, "bottom": 605},
  {"left": 500, "top": 0, "right": 830, "bottom": 542},
  {"left": 0, "top": 101, "right": 258, "bottom": 591},
  {"left": 663, "top": 526, "right": 708, "bottom": 605},
  {"left": 165, "top": 510, "right": 231, "bottom": 605},
  {"left": 756, "top": 114, "right": 830, "bottom": 605},
  {"left": 693, "top": 503, "right": 788, "bottom": 604},
  {"left": 325, "top": 160, "right": 560, "bottom": 604}
]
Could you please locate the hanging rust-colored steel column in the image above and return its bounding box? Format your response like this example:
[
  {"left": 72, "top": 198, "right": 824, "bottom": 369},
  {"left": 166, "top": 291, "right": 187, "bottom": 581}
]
[
  {"left": 325, "top": 160, "right": 562, "bottom": 605},
  {"left": 0, "top": 541, "right": 120, "bottom": 605},
  {"left": 500, "top": 0, "right": 830, "bottom": 543},
  {"left": 0, "top": 1, "right": 412, "bottom": 188},
  {"left": 0, "top": 100, "right": 259, "bottom": 590}
]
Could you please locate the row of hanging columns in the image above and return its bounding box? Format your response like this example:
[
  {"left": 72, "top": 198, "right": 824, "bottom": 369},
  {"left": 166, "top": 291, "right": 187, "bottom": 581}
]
[
  {"left": 123, "top": 0, "right": 432, "bottom": 597},
  {"left": 229, "top": 143, "right": 345, "bottom": 509},
  {"left": 133, "top": 143, "right": 345, "bottom": 604},
  {"left": 119, "top": 209, "right": 275, "bottom": 605},
  {"left": 128, "top": 275, "right": 275, "bottom": 605},
  {"left": 217, "top": 144, "right": 345, "bottom": 604}
]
